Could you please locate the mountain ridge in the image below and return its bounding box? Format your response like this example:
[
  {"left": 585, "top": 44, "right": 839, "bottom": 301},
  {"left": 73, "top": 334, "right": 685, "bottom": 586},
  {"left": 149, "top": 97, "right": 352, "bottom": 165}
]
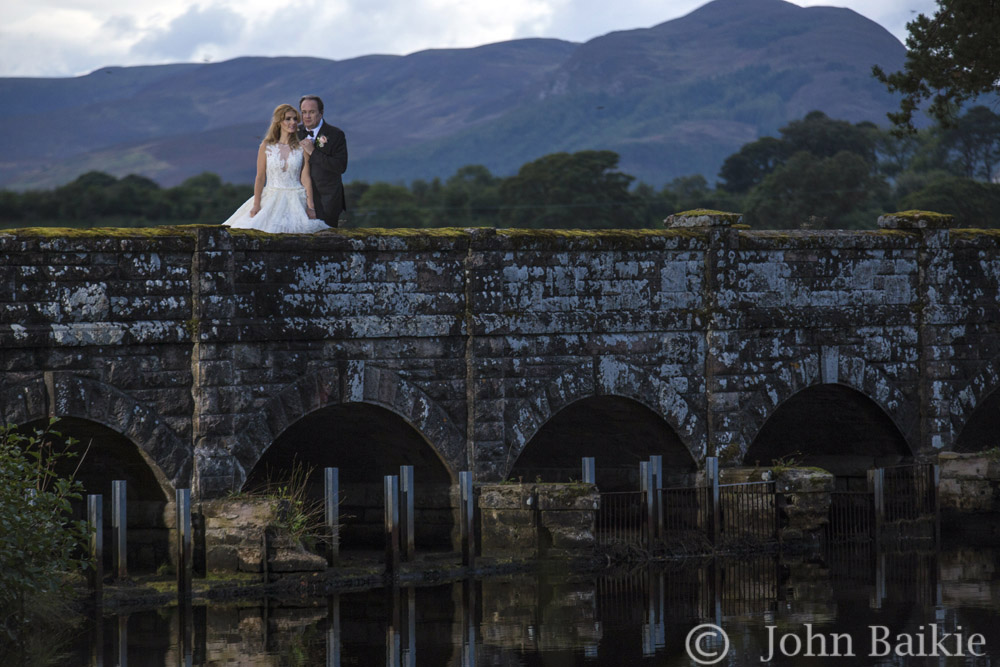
[{"left": 0, "top": 0, "right": 908, "bottom": 190}]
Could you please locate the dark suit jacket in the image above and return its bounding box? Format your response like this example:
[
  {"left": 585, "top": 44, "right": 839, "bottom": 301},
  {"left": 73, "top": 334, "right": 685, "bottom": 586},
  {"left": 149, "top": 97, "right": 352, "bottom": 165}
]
[{"left": 298, "top": 122, "right": 348, "bottom": 226}]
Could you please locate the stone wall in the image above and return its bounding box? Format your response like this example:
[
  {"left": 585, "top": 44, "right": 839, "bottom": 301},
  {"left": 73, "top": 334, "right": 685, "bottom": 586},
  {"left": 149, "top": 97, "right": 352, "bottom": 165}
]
[
  {"left": 719, "top": 466, "right": 834, "bottom": 547},
  {"left": 938, "top": 451, "right": 1000, "bottom": 543},
  {"left": 479, "top": 482, "right": 599, "bottom": 559},
  {"left": 199, "top": 498, "right": 324, "bottom": 575},
  {"left": 2, "top": 220, "right": 1000, "bottom": 505}
]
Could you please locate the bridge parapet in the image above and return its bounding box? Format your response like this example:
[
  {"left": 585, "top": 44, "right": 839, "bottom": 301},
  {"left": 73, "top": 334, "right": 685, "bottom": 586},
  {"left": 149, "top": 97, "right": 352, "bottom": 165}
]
[{"left": 1, "top": 222, "right": 999, "bottom": 498}]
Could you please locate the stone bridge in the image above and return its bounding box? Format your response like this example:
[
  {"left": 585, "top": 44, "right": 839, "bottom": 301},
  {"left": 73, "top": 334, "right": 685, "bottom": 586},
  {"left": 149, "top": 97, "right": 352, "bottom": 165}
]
[{"left": 2, "top": 213, "right": 999, "bottom": 515}]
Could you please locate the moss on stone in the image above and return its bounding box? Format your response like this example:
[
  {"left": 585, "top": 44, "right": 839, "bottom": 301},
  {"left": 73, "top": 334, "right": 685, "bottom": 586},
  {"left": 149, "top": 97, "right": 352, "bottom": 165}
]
[
  {"left": 673, "top": 209, "right": 743, "bottom": 221},
  {"left": 0, "top": 225, "right": 204, "bottom": 238},
  {"left": 889, "top": 210, "right": 953, "bottom": 222},
  {"left": 878, "top": 210, "right": 955, "bottom": 230},
  {"left": 950, "top": 228, "right": 1000, "bottom": 240}
]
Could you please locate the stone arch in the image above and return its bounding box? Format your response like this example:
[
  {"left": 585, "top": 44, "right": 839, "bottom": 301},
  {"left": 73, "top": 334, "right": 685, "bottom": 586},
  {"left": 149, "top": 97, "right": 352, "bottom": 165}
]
[
  {"left": 0, "top": 373, "right": 186, "bottom": 496},
  {"left": 502, "top": 357, "right": 704, "bottom": 478},
  {"left": 950, "top": 356, "right": 1000, "bottom": 452},
  {"left": 235, "top": 361, "right": 466, "bottom": 486},
  {"left": 739, "top": 349, "right": 918, "bottom": 462}
]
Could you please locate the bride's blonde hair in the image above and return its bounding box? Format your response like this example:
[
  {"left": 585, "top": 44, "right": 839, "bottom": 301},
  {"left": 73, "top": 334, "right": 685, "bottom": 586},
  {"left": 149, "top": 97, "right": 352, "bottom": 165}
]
[{"left": 263, "top": 104, "right": 301, "bottom": 147}]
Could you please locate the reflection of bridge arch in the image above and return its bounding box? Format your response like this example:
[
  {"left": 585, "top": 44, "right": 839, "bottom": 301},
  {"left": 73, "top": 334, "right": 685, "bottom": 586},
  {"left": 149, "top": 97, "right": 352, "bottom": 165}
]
[
  {"left": 504, "top": 358, "right": 703, "bottom": 488},
  {"left": 740, "top": 350, "right": 917, "bottom": 468},
  {"left": 0, "top": 373, "right": 186, "bottom": 495},
  {"left": 236, "top": 362, "right": 465, "bottom": 486},
  {"left": 950, "top": 356, "right": 1000, "bottom": 453}
]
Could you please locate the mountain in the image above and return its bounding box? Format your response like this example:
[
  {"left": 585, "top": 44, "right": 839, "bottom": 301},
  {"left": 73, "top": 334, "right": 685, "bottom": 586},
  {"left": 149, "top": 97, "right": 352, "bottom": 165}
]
[{"left": 0, "top": 0, "right": 908, "bottom": 191}]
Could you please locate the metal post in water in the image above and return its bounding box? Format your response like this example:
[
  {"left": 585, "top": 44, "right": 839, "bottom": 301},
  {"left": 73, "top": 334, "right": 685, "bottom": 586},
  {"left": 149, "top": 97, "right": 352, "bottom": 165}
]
[
  {"left": 116, "top": 614, "right": 128, "bottom": 667},
  {"left": 88, "top": 494, "right": 103, "bottom": 598},
  {"left": 112, "top": 480, "right": 127, "bottom": 580},
  {"left": 706, "top": 457, "right": 720, "bottom": 546},
  {"left": 324, "top": 467, "right": 340, "bottom": 566},
  {"left": 581, "top": 457, "right": 595, "bottom": 485},
  {"left": 644, "top": 461, "right": 656, "bottom": 549},
  {"left": 91, "top": 610, "right": 105, "bottom": 667},
  {"left": 459, "top": 472, "right": 475, "bottom": 567},
  {"left": 384, "top": 475, "right": 400, "bottom": 575},
  {"left": 650, "top": 455, "right": 663, "bottom": 541},
  {"left": 932, "top": 464, "right": 941, "bottom": 548},
  {"left": 403, "top": 586, "right": 416, "bottom": 667},
  {"left": 868, "top": 468, "right": 884, "bottom": 548},
  {"left": 400, "top": 465, "right": 415, "bottom": 562},
  {"left": 176, "top": 488, "right": 192, "bottom": 599},
  {"left": 178, "top": 598, "right": 194, "bottom": 667},
  {"left": 461, "top": 579, "right": 477, "bottom": 667},
  {"left": 326, "top": 594, "right": 342, "bottom": 667}
]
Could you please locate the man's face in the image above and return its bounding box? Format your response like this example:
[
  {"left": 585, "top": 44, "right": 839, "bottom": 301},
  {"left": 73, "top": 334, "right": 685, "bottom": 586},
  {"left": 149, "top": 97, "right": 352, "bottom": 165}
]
[{"left": 300, "top": 100, "right": 322, "bottom": 130}]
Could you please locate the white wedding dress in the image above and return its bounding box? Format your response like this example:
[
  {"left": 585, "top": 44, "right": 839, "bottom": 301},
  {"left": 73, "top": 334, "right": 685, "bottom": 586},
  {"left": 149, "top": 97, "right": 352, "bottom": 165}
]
[{"left": 222, "top": 143, "right": 328, "bottom": 233}]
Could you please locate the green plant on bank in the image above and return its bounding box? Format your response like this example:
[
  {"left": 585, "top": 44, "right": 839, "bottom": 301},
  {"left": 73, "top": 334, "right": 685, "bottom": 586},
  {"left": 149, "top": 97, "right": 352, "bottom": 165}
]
[
  {"left": 248, "top": 459, "right": 325, "bottom": 543},
  {"left": 768, "top": 453, "right": 803, "bottom": 476},
  {"left": 0, "top": 419, "right": 91, "bottom": 652},
  {"left": 980, "top": 446, "right": 1000, "bottom": 461}
]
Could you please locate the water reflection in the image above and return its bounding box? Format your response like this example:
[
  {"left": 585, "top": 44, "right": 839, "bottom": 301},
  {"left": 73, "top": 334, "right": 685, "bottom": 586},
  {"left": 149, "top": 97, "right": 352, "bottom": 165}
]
[{"left": 68, "top": 546, "right": 1000, "bottom": 666}]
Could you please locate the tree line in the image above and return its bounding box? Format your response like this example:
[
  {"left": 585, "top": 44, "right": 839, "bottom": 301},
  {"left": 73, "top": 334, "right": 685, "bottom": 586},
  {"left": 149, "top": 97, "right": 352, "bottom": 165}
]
[{"left": 2, "top": 107, "right": 998, "bottom": 230}]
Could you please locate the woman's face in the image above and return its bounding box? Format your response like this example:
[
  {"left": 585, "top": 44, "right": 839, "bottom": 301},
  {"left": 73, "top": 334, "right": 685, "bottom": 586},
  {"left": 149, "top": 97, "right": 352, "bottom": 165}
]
[{"left": 280, "top": 110, "right": 299, "bottom": 133}]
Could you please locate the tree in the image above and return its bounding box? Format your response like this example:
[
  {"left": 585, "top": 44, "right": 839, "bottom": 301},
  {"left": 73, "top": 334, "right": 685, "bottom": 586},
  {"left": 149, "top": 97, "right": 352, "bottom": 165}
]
[
  {"left": 939, "top": 106, "right": 1000, "bottom": 181},
  {"left": 898, "top": 175, "right": 1000, "bottom": 228},
  {"left": 779, "top": 111, "right": 878, "bottom": 164},
  {"left": 873, "top": 0, "right": 1000, "bottom": 130},
  {"left": 0, "top": 421, "right": 90, "bottom": 650},
  {"left": 718, "top": 136, "right": 787, "bottom": 193},
  {"left": 354, "top": 183, "right": 428, "bottom": 227},
  {"left": 745, "top": 151, "right": 888, "bottom": 229},
  {"left": 498, "top": 151, "right": 638, "bottom": 228},
  {"left": 441, "top": 166, "right": 501, "bottom": 227}
]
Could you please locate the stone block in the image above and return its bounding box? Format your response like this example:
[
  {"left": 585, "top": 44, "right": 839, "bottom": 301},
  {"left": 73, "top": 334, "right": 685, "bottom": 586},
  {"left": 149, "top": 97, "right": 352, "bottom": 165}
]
[
  {"left": 479, "top": 484, "right": 535, "bottom": 510},
  {"left": 480, "top": 508, "right": 538, "bottom": 558},
  {"left": 540, "top": 511, "right": 595, "bottom": 551},
  {"left": 268, "top": 546, "right": 326, "bottom": 573},
  {"left": 237, "top": 546, "right": 263, "bottom": 572},
  {"left": 535, "top": 484, "right": 599, "bottom": 511},
  {"left": 206, "top": 545, "right": 239, "bottom": 572}
]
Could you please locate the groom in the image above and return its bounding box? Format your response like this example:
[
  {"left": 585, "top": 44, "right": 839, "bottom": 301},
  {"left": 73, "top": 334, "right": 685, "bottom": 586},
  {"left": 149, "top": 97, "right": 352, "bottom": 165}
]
[{"left": 298, "top": 94, "right": 348, "bottom": 226}]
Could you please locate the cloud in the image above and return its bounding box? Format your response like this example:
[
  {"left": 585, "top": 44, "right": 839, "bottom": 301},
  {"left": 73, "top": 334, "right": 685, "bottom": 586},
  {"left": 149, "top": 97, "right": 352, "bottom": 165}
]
[
  {"left": 132, "top": 4, "right": 246, "bottom": 60},
  {"left": 0, "top": 0, "right": 945, "bottom": 78},
  {"left": 103, "top": 14, "right": 138, "bottom": 38}
]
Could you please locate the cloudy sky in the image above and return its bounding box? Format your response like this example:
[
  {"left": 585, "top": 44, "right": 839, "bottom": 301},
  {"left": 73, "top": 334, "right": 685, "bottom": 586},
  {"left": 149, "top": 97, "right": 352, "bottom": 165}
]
[{"left": 1, "top": 0, "right": 937, "bottom": 79}]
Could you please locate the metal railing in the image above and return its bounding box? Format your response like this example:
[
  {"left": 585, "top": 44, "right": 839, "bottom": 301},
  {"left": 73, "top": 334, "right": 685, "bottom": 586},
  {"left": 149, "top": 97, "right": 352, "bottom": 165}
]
[
  {"left": 718, "top": 480, "right": 779, "bottom": 543},
  {"left": 882, "top": 463, "right": 937, "bottom": 522},
  {"left": 826, "top": 462, "right": 939, "bottom": 544},
  {"left": 596, "top": 458, "right": 781, "bottom": 549},
  {"left": 826, "top": 490, "right": 874, "bottom": 543},
  {"left": 596, "top": 490, "right": 647, "bottom": 546}
]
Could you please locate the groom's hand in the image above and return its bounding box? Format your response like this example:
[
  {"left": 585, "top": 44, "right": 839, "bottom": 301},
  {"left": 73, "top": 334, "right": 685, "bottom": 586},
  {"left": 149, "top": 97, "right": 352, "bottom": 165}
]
[{"left": 301, "top": 138, "right": 315, "bottom": 156}]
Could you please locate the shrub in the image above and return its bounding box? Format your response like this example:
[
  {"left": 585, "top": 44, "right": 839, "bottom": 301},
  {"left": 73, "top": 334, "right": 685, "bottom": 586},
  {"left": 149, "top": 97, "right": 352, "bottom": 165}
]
[{"left": 0, "top": 419, "right": 91, "bottom": 643}]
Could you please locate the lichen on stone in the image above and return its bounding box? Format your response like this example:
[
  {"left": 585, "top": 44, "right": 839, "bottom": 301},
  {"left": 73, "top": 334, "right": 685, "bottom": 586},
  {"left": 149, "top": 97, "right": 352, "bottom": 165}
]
[
  {"left": 877, "top": 210, "right": 955, "bottom": 230},
  {"left": 664, "top": 210, "right": 743, "bottom": 229}
]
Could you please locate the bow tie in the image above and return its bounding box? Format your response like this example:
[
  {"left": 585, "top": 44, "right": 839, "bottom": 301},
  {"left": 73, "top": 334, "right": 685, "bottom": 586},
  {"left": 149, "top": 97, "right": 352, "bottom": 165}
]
[{"left": 307, "top": 130, "right": 315, "bottom": 137}]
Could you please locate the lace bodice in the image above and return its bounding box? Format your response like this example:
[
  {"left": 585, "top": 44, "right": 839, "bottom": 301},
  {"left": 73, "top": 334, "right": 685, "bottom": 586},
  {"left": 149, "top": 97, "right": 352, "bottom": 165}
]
[{"left": 265, "top": 143, "right": 305, "bottom": 189}]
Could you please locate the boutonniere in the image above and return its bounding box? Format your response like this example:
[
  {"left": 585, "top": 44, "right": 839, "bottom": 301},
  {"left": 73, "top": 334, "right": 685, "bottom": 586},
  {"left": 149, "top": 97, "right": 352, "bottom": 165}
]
[{"left": 316, "top": 135, "right": 328, "bottom": 148}]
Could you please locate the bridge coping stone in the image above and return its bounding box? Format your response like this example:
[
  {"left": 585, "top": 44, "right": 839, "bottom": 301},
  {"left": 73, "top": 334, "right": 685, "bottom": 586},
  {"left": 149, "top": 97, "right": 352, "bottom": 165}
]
[{"left": 877, "top": 210, "right": 956, "bottom": 230}]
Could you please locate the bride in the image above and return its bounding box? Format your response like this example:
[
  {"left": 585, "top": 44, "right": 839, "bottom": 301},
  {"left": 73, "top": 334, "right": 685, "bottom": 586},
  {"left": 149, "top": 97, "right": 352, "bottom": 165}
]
[{"left": 222, "top": 104, "right": 329, "bottom": 233}]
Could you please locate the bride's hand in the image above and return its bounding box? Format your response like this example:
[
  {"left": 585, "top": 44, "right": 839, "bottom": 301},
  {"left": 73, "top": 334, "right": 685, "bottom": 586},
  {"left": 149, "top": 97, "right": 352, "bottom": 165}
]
[
  {"left": 306, "top": 206, "right": 317, "bottom": 220},
  {"left": 250, "top": 204, "right": 261, "bottom": 217}
]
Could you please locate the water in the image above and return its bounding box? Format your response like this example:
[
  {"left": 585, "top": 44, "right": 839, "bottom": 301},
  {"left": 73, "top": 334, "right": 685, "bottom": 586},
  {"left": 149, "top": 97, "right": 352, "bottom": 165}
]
[{"left": 57, "top": 546, "right": 1000, "bottom": 665}]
